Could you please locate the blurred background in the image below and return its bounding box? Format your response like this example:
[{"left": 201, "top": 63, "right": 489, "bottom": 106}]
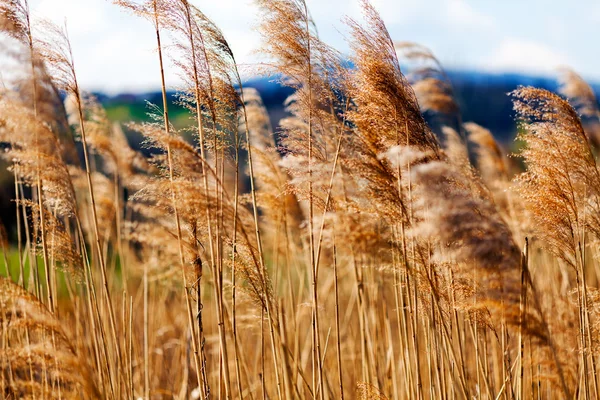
[
  {"left": 24, "top": 0, "right": 600, "bottom": 140},
  {"left": 1, "top": 0, "right": 598, "bottom": 235},
  {"left": 21, "top": 0, "right": 598, "bottom": 139}
]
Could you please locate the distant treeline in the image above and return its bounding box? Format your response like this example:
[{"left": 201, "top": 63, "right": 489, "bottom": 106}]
[{"left": 97, "top": 69, "right": 600, "bottom": 147}]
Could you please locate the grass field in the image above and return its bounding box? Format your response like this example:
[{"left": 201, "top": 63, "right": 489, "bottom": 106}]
[{"left": 1, "top": 0, "right": 600, "bottom": 399}]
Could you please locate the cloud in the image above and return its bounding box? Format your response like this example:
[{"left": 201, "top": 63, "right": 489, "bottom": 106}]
[
  {"left": 444, "top": 0, "right": 496, "bottom": 31},
  {"left": 590, "top": 3, "right": 600, "bottom": 23},
  {"left": 366, "top": 0, "right": 423, "bottom": 24},
  {"left": 23, "top": 0, "right": 598, "bottom": 91},
  {"left": 33, "top": 0, "right": 108, "bottom": 32},
  {"left": 30, "top": 0, "right": 166, "bottom": 93},
  {"left": 481, "top": 37, "right": 567, "bottom": 75}
]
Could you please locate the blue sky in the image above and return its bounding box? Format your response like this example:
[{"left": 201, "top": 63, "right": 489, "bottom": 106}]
[{"left": 29, "top": 0, "right": 600, "bottom": 94}]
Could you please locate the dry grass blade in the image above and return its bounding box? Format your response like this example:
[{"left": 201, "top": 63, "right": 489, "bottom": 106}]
[
  {"left": 0, "top": 277, "right": 100, "bottom": 398},
  {"left": 0, "top": 2, "right": 598, "bottom": 399}
]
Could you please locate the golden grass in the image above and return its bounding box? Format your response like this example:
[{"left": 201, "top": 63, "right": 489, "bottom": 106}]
[{"left": 1, "top": 0, "right": 600, "bottom": 399}]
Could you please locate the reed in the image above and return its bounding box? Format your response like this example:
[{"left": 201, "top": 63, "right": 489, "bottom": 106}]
[{"left": 1, "top": 0, "right": 599, "bottom": 399}]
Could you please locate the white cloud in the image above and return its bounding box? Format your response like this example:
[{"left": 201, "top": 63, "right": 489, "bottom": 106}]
[
  {"left": 29, "top": 0, "right": 175, "bottom": 93},
  {"left": 18, "top": 0, "right": 598, "bottom": 91},
  {"left": 33, "top": 0, "right": 109, "bottom": 32},
  {"left": 444, "top": 0, "right": 496, "bottom": 30},
  {"left": 365, "top": 0, "right": 422, "bottom": 24},
  {"left": 590, "top": 3, "right": 600, "bottom": 23},
  {"left": 481, "top": 37, "right": 567, "bottom": 75}
]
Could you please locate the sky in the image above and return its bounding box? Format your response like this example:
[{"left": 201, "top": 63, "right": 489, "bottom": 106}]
[{"left": 28, "top": 0, "right": 600, "bottom": 94}]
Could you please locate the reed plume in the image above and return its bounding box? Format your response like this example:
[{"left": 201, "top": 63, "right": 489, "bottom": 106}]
[
  {"left": 513, "top": 86, "right": 600, "bottom": 267},
  {"left": 513, "top": 86, "right": 600, "bottom": 396},
  {"left": 558, "top": 68, "right": 599, "bottom": 119},
  {"left": 466, "top": 122, "right": 508, "bottom": 186},
  {"left": 344, "top": 0, "right": 441, "bottom": 223},
  {"left": 242, "top": 88, "right": 303, "bottom": 253},
  {"left": 256, "top": 0, "right": 351, "bottom": 395},
  {"left": 1, "top": 1, "right": 599, "bottom": 399},
  {"left": 0, "top": 98, "right": 77, "bottom": 218},
  {"left": 465, "top": 121, "right": 526, "bottom": 238},
  {"left": 396, "top": 42, "right": 461, "bottom": 130},
  {"left": 0, "top": 277, "right": 99, "bottom": 398},
  {"left": 408, "top": 153, "right": 572, "bottom": 396},
  {"left": 558, "top": 68, "right": 600, "bottom": 150}
]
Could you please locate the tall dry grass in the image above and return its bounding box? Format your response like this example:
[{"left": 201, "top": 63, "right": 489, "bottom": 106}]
[{"left": 0, "top": 0, "right": 599, "bottom": 399}]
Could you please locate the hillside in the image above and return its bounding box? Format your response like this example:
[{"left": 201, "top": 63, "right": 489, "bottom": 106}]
[{"left": 99, "top": 70, "right": 599, "bottom": 146}]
